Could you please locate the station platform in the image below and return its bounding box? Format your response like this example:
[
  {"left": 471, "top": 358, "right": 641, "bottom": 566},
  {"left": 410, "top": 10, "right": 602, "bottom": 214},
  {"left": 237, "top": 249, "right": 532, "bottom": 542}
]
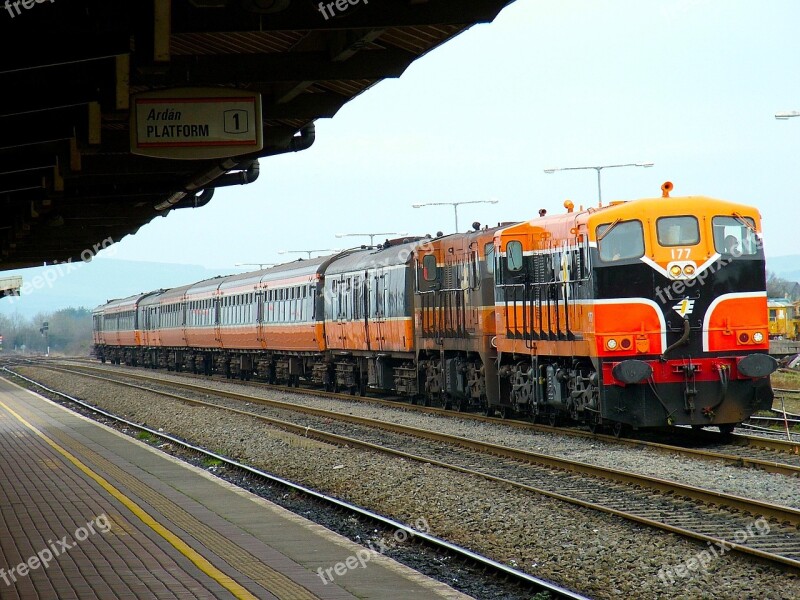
[
  {"left": 0, "top": 377, "right": 471, "bottom": 599},
  {"left": 771, "top": 339, "right": 800, "bottom": 359}
]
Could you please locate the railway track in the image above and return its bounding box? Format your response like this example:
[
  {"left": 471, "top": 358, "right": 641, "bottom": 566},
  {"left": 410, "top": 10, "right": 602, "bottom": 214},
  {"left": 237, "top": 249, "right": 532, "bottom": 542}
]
[
  {"left": 737, "top": 387, "right": 800, "bottom": 441},
  {"left": 1, "top": 365, "right": 588, "bottom": 600},
  {"left": 11, "top": 362, "right": 800, "bottom": 574},
  {"left": 49, "top": 359, "right": 800, "bottom": 475}
]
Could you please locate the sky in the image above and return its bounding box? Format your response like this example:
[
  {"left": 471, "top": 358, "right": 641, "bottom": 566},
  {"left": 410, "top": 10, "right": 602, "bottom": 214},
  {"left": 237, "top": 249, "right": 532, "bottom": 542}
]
[{"left": 77, "top": 1, "right": 800, "bottom": 268}]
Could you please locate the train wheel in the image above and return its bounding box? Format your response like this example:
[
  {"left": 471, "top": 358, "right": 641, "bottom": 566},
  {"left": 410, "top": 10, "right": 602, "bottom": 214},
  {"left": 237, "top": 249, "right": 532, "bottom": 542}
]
[
  {"left": 588, "top": 416, "right": 600, "bottom": 434},
  {"left": 612, "top": 422, "right": 627, "bottom": 438},
  {"left": 547, "top": 412, "right": 558, "bottom": 427},
  {"left": 718, "top": 424, "right": 735, "bottom": 436},
  {"left": 500, "top": 406, "right": 512, "bottom": 419},
  {"left": 483, "top": 405, "right": 494, "bottom": 417}
]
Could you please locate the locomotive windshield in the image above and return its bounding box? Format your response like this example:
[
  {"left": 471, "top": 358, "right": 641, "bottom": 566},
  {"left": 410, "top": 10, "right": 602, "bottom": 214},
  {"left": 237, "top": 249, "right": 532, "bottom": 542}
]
[
  {"left": 712, "top": 216, "right": 758, "bottom": 256},
  {"left": 656, "top": 216, "right": 699, "bottom": 246},
  {"left": 597, "top": 220, "right": 644, "bottom": 262}
]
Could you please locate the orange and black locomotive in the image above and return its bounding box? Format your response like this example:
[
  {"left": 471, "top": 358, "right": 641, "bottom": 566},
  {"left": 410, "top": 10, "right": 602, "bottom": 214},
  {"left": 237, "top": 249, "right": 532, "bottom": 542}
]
[{"left": 491, "top": 183, "right": 776, "bottom": 434}]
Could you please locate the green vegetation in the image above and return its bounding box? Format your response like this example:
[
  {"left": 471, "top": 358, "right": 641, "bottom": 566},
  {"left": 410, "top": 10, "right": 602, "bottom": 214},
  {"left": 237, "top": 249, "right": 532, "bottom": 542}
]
[
  {"left": 202, "top": 457, "right": 223, "bottom": 468},
  {"left": 772, "top": 369, "right": 800, "bottom": 390},
  {"left": 136, "top": 431, "right": 157, "bottom": 443},
  {"left": 0, "top": 307, "right": 92, "bottom": 355}
]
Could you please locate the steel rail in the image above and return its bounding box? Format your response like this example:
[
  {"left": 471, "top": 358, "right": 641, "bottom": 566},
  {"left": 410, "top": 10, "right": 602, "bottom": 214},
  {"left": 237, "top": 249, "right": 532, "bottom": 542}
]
[
  {"left": 22, "top": 364, "right": 800, "bottom": 571},
  {"left": 54, "top": 359, "right": 800, "bottom": 465}
]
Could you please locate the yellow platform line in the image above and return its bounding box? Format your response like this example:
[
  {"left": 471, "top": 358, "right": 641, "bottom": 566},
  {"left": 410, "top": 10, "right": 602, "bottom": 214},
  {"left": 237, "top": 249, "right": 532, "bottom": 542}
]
[{"left": 0, "top": 398, "right": 258, "bottom": 600}]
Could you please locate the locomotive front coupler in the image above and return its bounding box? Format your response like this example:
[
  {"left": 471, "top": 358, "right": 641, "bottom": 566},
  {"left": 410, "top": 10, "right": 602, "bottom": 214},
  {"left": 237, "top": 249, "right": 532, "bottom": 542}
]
[{"left": 674, "top": 359, "right": 699, "bottom": 413}]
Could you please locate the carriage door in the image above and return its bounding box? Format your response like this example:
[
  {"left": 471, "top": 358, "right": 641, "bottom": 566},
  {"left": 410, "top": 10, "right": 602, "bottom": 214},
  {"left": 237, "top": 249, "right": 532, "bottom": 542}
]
[
  {"left": 335, "top": 276, "right": 349, "bottom": 348},
  {"left": 372, "top": 269, "right": 387, "bottom": 351},
  {"left": 361, "top": 271, "right": 371, "bottom": 351},
  {"left": 256, "top": 290, "right": 266, "bottom": 348},
  {"left": 150, "top": 305, "right": 161, "bottom": 346},
  {"left": 502, "top": 239, "right": 526, "bottom": 342},
  {"left": 214, "top": 296, "right": 222, "bottom": 345}
]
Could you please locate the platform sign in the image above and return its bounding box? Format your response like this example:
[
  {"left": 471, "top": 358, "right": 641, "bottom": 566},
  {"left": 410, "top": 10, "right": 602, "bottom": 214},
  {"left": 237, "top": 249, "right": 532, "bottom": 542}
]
[{"left": 131, "top": 88, "right": 262, "bottom": 159}]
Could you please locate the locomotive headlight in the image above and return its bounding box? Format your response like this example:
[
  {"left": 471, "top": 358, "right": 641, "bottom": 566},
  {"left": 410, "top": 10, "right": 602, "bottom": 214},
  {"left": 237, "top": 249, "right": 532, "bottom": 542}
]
[
  {"left": 753, "top": 331, "right": 764, "bottom": 343},
  {"left": 670, "top": 265, "right": 682, "bottom": 277},
  {"left": 606, "top": 338, "right": 618, "bottom": 350},
  {"left": 683, "top": 264, "right": 695, "bottom": 276}
]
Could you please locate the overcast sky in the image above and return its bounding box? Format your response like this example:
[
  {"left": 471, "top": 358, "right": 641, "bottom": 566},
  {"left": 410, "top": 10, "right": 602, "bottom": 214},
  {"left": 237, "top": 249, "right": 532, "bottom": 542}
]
[{"left": 104, "top": 0, "right": 800, "bottom": 268}]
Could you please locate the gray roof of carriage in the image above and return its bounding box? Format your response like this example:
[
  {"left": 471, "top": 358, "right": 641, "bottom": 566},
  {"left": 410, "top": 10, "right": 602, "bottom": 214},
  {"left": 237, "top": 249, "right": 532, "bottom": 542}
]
[{"left": 324, "top": 239, "right": 426, "bottom": 275}]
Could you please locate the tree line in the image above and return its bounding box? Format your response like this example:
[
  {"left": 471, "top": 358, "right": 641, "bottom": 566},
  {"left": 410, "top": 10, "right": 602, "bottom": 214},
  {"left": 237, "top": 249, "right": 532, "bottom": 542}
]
[
  {"left": 0, "top": 307, "right": 92, "bottom": 356},
  {"left": 767, "top": 272, "right": 800, "bottom": 301}
]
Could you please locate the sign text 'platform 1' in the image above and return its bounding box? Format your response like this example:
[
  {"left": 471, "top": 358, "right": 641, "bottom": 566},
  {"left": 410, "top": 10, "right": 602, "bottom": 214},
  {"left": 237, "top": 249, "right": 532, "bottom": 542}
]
[{"left": 130, "top": 88, "right": 262, "bottom": 159}]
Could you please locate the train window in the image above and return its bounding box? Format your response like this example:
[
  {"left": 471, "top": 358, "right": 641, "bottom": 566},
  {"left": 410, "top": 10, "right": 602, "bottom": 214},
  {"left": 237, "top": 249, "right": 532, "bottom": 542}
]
[
  {"left": 657, "top": 216, "right": 699, "bottom": 246},
  {"left": 374, "top": 275, "right": 385, "bottom": 317},
  {"left": 597, "top": 220, "right": 644, "bottom": 262},
  {"left": 484, "top": 243, "right": 495, "bottom": 274},
  {"left": 712, "top": 216, "right": 759, "bottom": 256},
  {"left": 422, "top": 255, "right": 437, "bottom": 281},
  {"left": 506, "top": 240, "right": 523, "bottom": 271}
]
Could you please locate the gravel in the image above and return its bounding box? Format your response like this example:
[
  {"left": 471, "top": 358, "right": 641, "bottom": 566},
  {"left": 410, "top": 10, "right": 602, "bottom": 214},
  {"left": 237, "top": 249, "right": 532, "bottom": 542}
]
[
  {"left": 78, "top": 363, "right": 800, "bottom": 509},
  {"left": 18, "top": 365, "right": 800, "bottom": 600}
]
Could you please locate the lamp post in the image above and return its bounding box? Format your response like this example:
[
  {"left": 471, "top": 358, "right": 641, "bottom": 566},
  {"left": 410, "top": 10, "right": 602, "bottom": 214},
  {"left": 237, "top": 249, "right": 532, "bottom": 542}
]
[
  {"left": 544, "top": 162, "right": 654, "bottom": 206},
  {"left": 335, "top": 232, "right": 408, "bottom": 246},
  {"left": 412, "top": 199, "right": 499, "bottom": 233},
  {"left": 278, "top": 249, "right": 340, "bottom": 259},
  {"left": 40, "top": 321, "right": 49, "bottom": 357},
  {"left": 775, "top": 111, "right": 800, "bottom": 120}
]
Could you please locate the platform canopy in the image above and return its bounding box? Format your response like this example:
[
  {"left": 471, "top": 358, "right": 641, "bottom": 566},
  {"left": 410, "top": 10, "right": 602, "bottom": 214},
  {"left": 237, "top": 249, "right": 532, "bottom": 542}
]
[{"left": 0, "top": 0, "right": 515, "bottom": 270}]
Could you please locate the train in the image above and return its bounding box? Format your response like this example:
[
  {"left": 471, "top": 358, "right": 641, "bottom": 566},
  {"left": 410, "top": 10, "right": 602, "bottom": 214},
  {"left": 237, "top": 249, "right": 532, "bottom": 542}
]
[
  {"left": 92, "top": 183, "right": 778, "bottom": 435},
  {"left": 768, "top": 298, "right": 799, "bottom": 340}
]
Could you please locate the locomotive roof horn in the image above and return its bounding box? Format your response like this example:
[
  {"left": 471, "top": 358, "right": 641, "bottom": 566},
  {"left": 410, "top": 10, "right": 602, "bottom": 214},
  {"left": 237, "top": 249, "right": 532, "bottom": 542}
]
[{"left": 661, "top": 181, "right": 673, "bottom": 198}]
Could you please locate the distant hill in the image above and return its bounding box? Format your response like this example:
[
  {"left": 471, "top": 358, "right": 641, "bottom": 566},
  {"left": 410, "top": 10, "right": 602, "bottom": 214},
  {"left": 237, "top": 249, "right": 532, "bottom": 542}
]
[
  {"left": 0, "top": 258, "right": 240, "bottom": 319},
  {"left": 768, "top": 255, "right": 800, "bottom": 283}
]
